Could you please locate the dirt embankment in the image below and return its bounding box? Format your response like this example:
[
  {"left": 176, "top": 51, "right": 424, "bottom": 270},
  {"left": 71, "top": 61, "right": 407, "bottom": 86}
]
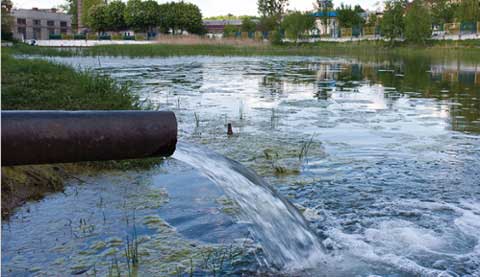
[{"left": 1, "top": 165, "right": 66, "bottom": 219}]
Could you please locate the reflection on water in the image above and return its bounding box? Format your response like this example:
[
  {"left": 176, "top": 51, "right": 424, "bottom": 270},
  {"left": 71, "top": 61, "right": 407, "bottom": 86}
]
[{"left": 3, "top": 54, "right": 480, "bottom": 276}]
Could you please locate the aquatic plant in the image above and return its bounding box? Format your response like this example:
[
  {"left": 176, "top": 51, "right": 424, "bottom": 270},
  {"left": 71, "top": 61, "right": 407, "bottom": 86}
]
[
  {"left": 194, "top": 112, "right": 200, "bottom": 127},
  {"left": 299, "top": 134, "right": 315, "bottom": 163},
  {"left": 239, "top": 100, "right": 245, "bottom": 120},
  {"left": 124, "top": 229, "right": 139, "bottom": 276}
]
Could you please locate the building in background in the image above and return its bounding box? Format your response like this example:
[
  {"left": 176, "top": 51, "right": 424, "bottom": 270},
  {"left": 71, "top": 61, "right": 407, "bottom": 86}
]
[
  {"left": 203, "top": 19, "right": 243, "bottom": 34},
  {"left": 312, "top": 11, "right": 338, "bottom": 37},
  {"left": 12, "top": 7, "right": 72, "bottom": 40}
]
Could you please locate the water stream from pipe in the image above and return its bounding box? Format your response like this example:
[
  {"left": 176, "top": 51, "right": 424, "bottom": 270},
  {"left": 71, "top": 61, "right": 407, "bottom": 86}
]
[{"left": 173, "top": 142, "right": 326, "bottom": 270}]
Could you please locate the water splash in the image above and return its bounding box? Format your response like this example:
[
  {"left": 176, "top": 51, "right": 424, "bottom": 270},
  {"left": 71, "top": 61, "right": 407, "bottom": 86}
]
[{"left": 173, "top": 142, "right": 325, "bottom": 270}]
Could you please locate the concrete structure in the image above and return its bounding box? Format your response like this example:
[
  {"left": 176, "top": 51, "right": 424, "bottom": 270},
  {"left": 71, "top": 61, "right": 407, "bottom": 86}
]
[
  {"left": 312, "top": 11, "right": 338, "bottom": 37},
  {"left": 12, "top": 8, "right": 72, "bottom": 40},
  {"left": 77, "top": 0, "right": 83, "bottom": 31},
  {"left": 203, "top": 19, "right": 243, "bottom": 34}
]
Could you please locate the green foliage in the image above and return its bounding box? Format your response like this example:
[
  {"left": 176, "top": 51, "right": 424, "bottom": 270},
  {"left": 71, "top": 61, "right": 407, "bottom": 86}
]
[
  {"left": 176, "top": 1, "right": 204, "bottom": 34},
  {"left": 158, "top": 2, "right": 204, "bottom": 35},
  {"left": 455, "top": 0, "right": 480, "bottom": 22},
  {"left": 105, "top": 0, "right": 126, "bottom": 32},
  {"left": 1, "top": 1, "right": 13, "bottom": 41},
  {"left": 1, "top": 53, "right": 140, "bottom": 110},
  {"left": 88, "top": 4, "right": 108, "bottom": 33},
  {"left": 257, "top": 0, "right": 289, "bottom": 20},
  {"left": 269, "top": 30, "right": 283, "bottom": 45},
  {"left": 336, "top": 4, "right": 365, "bottom": 28},
  {"left": 381, "top": 0, "right": 407, "bottom": 45},
  {"left": 258, "top": 16, "right": 277, "bottom": 32},
  {"left": 281, "top": 11, "right": 315, "bottom": 43},
  {"left": 431, "top": 0, "right": 457, "bottom": 25},
  {"left": 405, "top": 0, "right": 432, "bottom": 44},
  {"left": 157, "top": 2, "right": 175, "bottom": 34},
  {"left": 82, "top": 0, "right": 103, "bottom": 28},
  {"left": 241, "top": 17, "right": 257, "bottom": 33},
  {"left": 124, "top": 0, "right": 145, "bottom": 32},
  {"left": 142, "top": 0, "right": 160, "bottom": 32},
  {"left": 315, "top": 0, "right": 333, "bottom": 10},
  {"left": 366, "top": 13, "right": 378, "bottom": 27},
  {"left": 223, "top": 24, "right": 240, "bottom": 37},
  {"left": 62, "top": 0, "right": 77, "bottom": 31},
  {"left": 7, "top": 39, "right": 480, "bottom": 59}
]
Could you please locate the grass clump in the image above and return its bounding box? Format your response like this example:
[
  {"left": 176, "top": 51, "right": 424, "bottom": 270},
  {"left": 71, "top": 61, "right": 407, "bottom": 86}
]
[{"left": 1, "top": 53, "right": 140, "bottom": 110}]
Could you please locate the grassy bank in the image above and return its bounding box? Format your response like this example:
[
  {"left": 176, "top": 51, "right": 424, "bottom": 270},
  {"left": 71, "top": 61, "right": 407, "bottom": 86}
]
[
  {"left": 6, "top": 39, "right": 480, "bottom": 60},
  {"left": 2, "top": 53, "right": 140, "bottom": 110},
  {"left": 1, "top": 52, "right": 150, "bottom": 218}
]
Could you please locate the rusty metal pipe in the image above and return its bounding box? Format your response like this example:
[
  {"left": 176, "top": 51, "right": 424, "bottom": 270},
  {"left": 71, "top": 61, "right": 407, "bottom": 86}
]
[{"left": 1, "top": 111, "right": 177, "bottom": 166}]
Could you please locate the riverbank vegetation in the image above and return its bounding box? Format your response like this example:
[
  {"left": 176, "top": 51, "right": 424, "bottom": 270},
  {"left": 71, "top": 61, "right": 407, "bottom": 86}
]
[
  {"left": 1, "top": 53, "right": 139, "bottom": 110},
  {"left": 1, "top": 52, "right": 151, "bottom": 218},
  {"left": 7, "top": 38, "right": 480, "bottom": 60}
]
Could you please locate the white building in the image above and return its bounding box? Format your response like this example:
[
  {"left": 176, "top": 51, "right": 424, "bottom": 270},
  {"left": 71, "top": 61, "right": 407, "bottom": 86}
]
[{"left": 312, "top": 11, "right": 339, "bottom": 37}]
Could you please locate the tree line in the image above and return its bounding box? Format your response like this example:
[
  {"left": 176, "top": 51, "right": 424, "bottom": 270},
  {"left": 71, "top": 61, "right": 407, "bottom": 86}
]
[
  {"left": 86, "top": 0, "right": 204, "bottom": 35},
  {"left": 253, "top": 0, "right": 480, "bottom": 44},
  {"left": 382, "top": 0, "right": 480, "bottom": 44}
]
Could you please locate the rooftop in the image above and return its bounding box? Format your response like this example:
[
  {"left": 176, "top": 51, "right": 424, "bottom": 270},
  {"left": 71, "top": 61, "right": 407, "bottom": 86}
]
[{"left": 312, "top": 11, "right": 338, "bottom": 17}]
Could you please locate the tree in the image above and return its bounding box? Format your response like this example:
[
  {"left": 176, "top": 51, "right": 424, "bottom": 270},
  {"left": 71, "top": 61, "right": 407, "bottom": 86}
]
[
  {"left": 431, "top": 0, "right": 457, "bottom": 25},
  {"left": 1, "top": 0, "right": 13, "bottom": 40},
  {"left": 258, "top": 16, "right": 277, "bottom": 32},
  {"left": 257, "top": 0, "right": 289, "bottom": 19},
  {"left": 366, "top": 13, "right": 378, "bottom": 27},
  {"left": 380, "top": 0, "right": 407, "bottom": 45},
  {"left": 336, "top": 4, "right": 365, "bottom": 28},
  {"left": 157, "top": 2, "right": 175, "bottom": 34},
  {"left": 105, "top": 0, "right": 126, "bottom": 32},
  {"left": 314, "top": 0, "right": 333, "bottom": 11},
  {"left": 88, "top": 4, "right": 108, "bottom": 34},
  {"left": 455, "top": 0, "right": 480, "bottom": 22},
  {"left": 81, "top": 0, "right": 103, "bottom": 28},
  {"left": 241, "top": 17, "right": 257, "bottom": 33},
  {"left": 142, "top": 0, "right": 160, "bottom": 32},
  {"left": 405, "top": 0, "right": 432, "bottom": 44},
  {"left": 224, "top": 24, "right": 240, "bottom": 37},
  {"left": 59, "top": 0, "right": 77, "bottom": 31},
  {"left": 124, "top": 0, "right": 145, "bottom": 32},
  {"left": 158, "top": 1, "right": 204, "bottom": 35},
  {"left": 281, "top": 11, "right": 315, "bottom": 43},
  {"left": 176, "top": 2, "right": 204, "bottom": 34}
]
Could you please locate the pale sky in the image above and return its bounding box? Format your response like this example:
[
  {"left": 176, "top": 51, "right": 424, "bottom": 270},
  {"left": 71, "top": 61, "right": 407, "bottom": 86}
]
[{"left": 13, "top": 0, "right": 382, "bottom": 17}]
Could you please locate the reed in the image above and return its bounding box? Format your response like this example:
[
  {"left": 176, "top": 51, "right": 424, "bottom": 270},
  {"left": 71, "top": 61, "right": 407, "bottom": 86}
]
[{"left": 6, "top": 39, "right": 480, "bottom": 60}]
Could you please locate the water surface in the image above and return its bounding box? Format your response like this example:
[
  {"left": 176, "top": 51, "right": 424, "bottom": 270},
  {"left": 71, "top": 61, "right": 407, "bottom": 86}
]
[{"left": 3, "top": 54, "right": 480, "bottom": 276}]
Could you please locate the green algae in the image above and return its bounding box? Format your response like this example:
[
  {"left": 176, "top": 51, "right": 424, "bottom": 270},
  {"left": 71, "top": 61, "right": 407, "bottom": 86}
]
[{"left": 216, "top": 196, "right": 241, "bottom": 216}]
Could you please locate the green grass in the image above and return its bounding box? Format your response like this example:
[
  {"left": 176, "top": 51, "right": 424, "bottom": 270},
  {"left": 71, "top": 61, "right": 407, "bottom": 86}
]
[
  {"left": 1, "top": 52, "right": 140, "bottom": 110},
  {"left": 5, "top": 39, "right": 480, "bottom": 60}
]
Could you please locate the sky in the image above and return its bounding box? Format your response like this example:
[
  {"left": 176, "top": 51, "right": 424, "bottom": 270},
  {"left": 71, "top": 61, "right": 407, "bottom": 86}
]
[{"left": 13, "top": 0, "right": 382, "bottom": 17}]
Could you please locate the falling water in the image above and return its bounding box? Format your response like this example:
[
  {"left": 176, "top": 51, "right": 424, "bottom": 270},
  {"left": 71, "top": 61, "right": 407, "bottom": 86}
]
[{"left": 173, "top": 142, "right": 326, "bottom": 270}]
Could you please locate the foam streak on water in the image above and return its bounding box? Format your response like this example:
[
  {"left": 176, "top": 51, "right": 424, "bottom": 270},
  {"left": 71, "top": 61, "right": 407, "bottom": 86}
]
[{"left": 173, "top": 142, "right": 325, "bottom": 270}]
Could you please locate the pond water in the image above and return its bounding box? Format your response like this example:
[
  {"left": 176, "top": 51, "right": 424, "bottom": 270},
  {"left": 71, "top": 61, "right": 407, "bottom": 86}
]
[{"left": 2, "top": 54, "right": 480, "bottom": 276}]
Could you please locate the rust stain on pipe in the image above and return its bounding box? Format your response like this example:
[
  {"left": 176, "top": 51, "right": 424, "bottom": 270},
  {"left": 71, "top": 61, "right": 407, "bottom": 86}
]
[{"left": 1, "top": 111, "right": 177, "bottom": 166}]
